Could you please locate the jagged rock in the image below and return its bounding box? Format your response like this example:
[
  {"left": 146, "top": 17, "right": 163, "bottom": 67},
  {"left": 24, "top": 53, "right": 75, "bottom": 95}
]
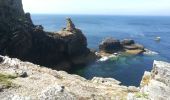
[
  {"left": 24, "top": 13, "right": 33, "bottom": 25},
  {"left": 128, "top": 60, "right": 170, "bottom": 100},
  {"left": 99, "top": 37, "right": 123, "bottom": 53},
  {"left": 57, "top": 18, "right": 97, "bottom": 65},
  {"left": 65, "top": 18, "right": 76, "bottom": 32}
]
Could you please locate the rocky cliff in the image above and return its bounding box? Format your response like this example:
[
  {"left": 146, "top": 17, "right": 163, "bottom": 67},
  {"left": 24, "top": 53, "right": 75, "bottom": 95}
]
[
  {"left": 0, "top": 55, "right": 170, "bottom": 100},
  {"left": 127, "top": 60, "right": 170, "bottom": 100},
  {"left": 0, "top": 0, "right": 96, "bottom": 70}
]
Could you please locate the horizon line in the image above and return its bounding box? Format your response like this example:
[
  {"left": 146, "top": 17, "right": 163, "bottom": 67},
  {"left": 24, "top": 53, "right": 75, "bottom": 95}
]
[{"left": 28, "top": 13, "right": 170, "bottom": 17}]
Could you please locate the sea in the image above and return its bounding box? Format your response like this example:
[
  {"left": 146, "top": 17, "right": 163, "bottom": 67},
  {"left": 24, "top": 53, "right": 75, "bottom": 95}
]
[{"left": 31, "top": 15, "right": 170, "bottom": 86}]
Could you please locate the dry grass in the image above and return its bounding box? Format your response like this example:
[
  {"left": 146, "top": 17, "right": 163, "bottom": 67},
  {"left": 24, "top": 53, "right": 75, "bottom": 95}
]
[{"left": 0, "top": 73, "right": 17, "bottom": 88}]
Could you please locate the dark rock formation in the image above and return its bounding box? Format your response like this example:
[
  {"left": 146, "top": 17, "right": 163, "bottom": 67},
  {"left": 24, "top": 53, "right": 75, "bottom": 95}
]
[
  {"left": 99, "top": 37, "right": 145, "bottom": 55},
  {"left": 99, "top": 37, "right": 123, "bottom": 53},
  {"left": 0, "top": 0, "right": 96, "bottom": 71},
  {"left": 121, "top": 39, "right": 135, "bottom": 45},
  {"left": 57, "top": 18, "right": 97, "bottom": 66}
]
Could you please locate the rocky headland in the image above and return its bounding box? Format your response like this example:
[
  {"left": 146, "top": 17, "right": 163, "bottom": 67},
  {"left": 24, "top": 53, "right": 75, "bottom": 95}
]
[{"left": 0, "top": 0, "right": 97, "bottom": 71}]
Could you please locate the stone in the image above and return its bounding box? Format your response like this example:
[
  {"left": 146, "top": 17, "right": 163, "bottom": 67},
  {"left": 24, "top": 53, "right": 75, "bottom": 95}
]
[
  {"left": 99, "top": 37, "right": 123, "bottom": 53},
  {"left": 16, "top": 70, "right": 28, "bottom": 78}
]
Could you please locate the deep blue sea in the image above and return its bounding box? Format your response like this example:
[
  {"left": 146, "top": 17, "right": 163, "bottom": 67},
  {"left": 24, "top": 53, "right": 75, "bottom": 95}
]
[{"left": 31, "top": 15, "right": 170, "bottom": 86}]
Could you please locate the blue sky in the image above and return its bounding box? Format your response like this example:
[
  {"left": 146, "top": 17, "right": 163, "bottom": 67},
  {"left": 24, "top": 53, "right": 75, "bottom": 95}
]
[{"left": 22, "top": 0, "right": 170, "bottom": 16}]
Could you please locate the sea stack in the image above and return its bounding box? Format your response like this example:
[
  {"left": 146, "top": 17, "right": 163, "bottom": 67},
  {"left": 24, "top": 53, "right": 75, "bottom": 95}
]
[{"left": 66, "top": 17, "right": 76, "bottom": 32}]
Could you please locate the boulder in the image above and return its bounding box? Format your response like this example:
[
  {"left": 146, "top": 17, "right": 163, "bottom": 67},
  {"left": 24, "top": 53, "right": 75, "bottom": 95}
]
[{"left": 99, "top": 37, "right": 123, "bottom": 53}]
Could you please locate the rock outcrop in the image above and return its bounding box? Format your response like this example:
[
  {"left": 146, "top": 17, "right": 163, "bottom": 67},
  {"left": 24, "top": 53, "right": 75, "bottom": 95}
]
[
  {"left": 127, "top": 60, "right": 170, "bottom": 100},
  {"left": 0, "top": 56, "right": 170, "bottom": 100},
  {"left": 99, "top": 37, "right": 123, "bottom": 53},
  {"left": 0, "top": 55, "right": 129, "bottom": 100},
  {"left": 0, "top": 0, "right": 96, "bottom": 70},
  {"left": 99, "top": 38, "right": 145, "bottom": 55}
]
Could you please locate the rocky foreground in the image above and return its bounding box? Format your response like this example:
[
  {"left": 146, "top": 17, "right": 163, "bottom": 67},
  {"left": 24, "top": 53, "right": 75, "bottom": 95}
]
[{"left": 0, "top": 55, "right": 170, "bottom": 100}]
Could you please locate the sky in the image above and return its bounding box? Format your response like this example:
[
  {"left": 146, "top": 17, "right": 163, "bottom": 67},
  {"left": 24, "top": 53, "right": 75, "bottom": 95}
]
[{"left": 22, "top": 0, "right": 170, "bottom": 16}]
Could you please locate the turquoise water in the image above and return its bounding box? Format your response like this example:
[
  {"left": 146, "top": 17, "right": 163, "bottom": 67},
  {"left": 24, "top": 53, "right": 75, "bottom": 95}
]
[{"left": 31, "top": 15, "right": 170, "bottom": 86}]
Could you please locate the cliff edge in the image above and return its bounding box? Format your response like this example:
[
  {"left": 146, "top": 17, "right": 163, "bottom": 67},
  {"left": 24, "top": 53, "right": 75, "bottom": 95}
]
[{"left": 0, "top": 55, "right": 170, "bottom": 100}]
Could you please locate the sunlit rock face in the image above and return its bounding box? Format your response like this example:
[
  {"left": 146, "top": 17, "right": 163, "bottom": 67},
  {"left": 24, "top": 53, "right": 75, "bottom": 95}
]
[
  {"left": 0, "top": 0, "right": 96, "bottom": 70},
  {"left": 140, "top": 61, "right": 170, "bottom": 100},
  {"left": 128, "top": 60, "right": 170, "bottom": 100}
]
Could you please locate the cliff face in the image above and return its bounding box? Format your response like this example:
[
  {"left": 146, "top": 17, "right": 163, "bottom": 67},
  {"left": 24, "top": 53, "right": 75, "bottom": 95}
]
[
  {"left": 127, "top": 60, "right": 170, "bottom": 100},
  {"left": 0, "top": 55, "right": 170, "bottom": 100},
  {"left": 0, "top": 0, "right": 96, "bottom": 70},
  {"left": 0, "top": 0, "right": 24, "bottom": 23}
]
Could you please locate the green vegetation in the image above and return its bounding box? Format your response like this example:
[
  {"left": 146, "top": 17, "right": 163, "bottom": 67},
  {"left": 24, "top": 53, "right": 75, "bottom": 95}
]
[
  {"left": 135, "top": 92, "right": 149, "bottom": 99},
  {"left": 0, "top": 73, "right": 17, "bottom": 88}
]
